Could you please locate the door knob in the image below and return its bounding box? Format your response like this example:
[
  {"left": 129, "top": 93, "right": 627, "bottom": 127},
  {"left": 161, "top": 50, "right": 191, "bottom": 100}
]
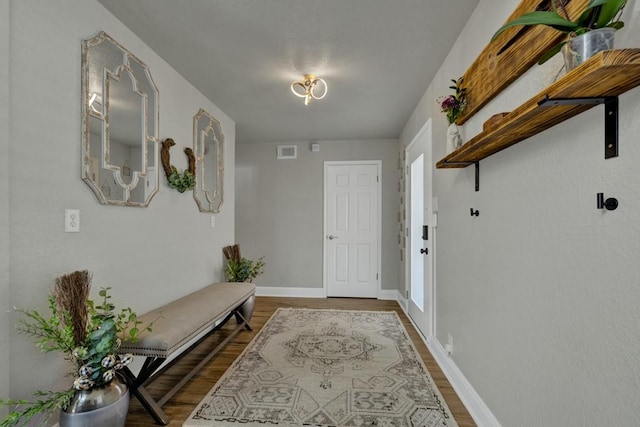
[
  {"left": 420, "top": 248, "right": 428, "bottom": 254},
  {"left": 327, "top": 235, "right": 339, "bottom": 240}
]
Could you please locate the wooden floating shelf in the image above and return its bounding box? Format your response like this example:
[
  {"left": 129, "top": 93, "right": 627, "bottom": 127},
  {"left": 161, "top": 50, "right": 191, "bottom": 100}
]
[{"left": 437, "top": 49, "right": 640, "bottom": 169}]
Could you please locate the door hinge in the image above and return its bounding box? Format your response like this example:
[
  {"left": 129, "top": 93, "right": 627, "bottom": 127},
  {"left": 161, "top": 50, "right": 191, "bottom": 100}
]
[
  {"left": 376, "top": 273, "right": 379, "bottom": 280},
  {"left": 405, "top": 290, "right": 408, "bottom": 299},
  {"left": 377, "top": 175, "right": 379, "bottom": 182}
]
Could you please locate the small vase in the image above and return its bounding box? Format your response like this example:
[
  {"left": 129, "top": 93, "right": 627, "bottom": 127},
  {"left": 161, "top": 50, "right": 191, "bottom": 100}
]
[
  {"left": 59, "top": 377, "right": 129, "bottom": 427},
  {"left": 563, "top": 28, "right": 616, "bottom": 71},
  {"left": 447, "top": 123, "right": 463, "bottom": 154}
]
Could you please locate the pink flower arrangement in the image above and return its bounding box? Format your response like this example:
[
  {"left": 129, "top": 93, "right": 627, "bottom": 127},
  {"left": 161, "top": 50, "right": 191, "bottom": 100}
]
[{"left": 438, "top": 77, "right": 467, "bottom": 125}]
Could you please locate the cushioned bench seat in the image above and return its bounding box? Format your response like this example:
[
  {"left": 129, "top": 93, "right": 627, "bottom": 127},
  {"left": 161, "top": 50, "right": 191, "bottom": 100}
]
[
  {"left": 121, "top": 282, "right": 255, "bottom": 358},
  {"left": 119, "top": 282, "right": 255, "bottom": 425}
]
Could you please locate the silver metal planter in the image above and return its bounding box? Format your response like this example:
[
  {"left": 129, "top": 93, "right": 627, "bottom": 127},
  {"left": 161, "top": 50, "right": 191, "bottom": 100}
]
[
  {"left": 236, "top": 294, "right": 255, "bottom": 324},
  {"left": 59, "top": 377, "right": 129, "bottom": 427}
]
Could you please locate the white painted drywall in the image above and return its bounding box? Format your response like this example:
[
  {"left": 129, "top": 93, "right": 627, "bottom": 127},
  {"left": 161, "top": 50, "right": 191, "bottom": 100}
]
[
  {"left": 401, "top": 0, "right": 640, "bottom": 425},
  {"left": 235, "top": 139, "right": 399, "bottom": 292},
  {"left": 0, "top": 0, "right": 10, "bottom": 415},
  {"left": 6, "top": 0, "right": 235, "bottom": 411}
]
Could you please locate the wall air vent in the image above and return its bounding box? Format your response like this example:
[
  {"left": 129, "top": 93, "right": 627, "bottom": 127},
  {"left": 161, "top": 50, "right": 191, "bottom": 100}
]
[{"left": 277, "top": 145, "right": 297, "bottom": 159}]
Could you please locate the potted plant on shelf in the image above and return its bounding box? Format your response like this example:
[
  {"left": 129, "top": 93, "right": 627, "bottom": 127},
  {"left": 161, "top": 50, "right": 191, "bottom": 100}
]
[
  {"left": 491, "top": 0, "right": 626, "bottom": 70},
  {"left": 438, "top": 77, "right": 467, "bottom": 154},
  {"left": 0, "top": 270, "right": 151, "bottom": 427}
]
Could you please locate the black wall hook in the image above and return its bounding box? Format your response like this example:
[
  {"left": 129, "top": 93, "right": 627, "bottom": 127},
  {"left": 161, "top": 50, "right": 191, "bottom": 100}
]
[
  {"left": 597, "top": 193, "right": 618, "bottom": 211},
  {"left": 470, "top": 208, "right": 479, "bottom": 217}
]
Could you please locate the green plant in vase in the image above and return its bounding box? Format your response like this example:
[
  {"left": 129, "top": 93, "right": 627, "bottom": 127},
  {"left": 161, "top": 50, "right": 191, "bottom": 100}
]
[
  {"left": 0, "top": 271, "right": 151, "bottom": 427},
  {"left": 492, "top": 0, "right": 626, "bottom": 67},
  {"left": 224, "top": 257, "right": 265, "bottom": 283},
  {"left": 438, "top": 77, "right": 467, "bottom": 153}
]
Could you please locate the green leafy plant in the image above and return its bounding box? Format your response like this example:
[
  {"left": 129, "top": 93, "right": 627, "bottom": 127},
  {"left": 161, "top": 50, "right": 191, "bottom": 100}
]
[
  {"left": 224, "top": 257, "right": 266, "bottom": 283},
  {"left": 491, "top": 0, "right": 626, "bottom": 64},
  {"left": 437, "top": 77, "right": 467, "bottom": 124},
  {"left": 0, "top": 272, "right": 152, "bottom": 427},
  {"left": 167, "top": 166, "right": 195, "bottom": 193}
]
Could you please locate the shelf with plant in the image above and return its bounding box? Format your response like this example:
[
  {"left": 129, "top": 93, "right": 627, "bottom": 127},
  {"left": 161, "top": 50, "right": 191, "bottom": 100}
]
[
  {"left": 436, "top": 49, "right": 640, "bottom": 170},
  {"left": 492, "top": 0, "right": 627, "bottom": 68}
]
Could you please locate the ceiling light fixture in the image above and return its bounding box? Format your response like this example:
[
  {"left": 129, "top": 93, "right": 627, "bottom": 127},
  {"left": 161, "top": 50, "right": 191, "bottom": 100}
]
[{"left": 290, "top": 74, "right": 328, "bottom": 106}]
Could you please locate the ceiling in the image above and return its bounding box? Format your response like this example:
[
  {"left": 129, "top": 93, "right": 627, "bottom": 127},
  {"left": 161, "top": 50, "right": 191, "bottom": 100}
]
[{"left": 97, "top": 0, "right": 478, "bottom": 144}]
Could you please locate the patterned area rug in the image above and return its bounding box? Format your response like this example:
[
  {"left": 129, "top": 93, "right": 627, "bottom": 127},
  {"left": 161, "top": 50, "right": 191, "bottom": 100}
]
[{"left": 184, "top": 308, "right": 458, "bottom": 427}]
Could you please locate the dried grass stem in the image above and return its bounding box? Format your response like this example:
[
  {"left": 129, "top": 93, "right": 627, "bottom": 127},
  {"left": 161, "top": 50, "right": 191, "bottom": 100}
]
[{"left": 53, "top": 270, "right": 91, "bottom": 347}]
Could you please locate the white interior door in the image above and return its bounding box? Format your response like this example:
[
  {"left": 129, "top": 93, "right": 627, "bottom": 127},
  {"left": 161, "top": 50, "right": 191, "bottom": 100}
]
[
  {"left": 406, "top": 122, "right": 434, "bottom": 337},
  {"left": 325, "top": 161, "right": 380, "bottom": 298}
]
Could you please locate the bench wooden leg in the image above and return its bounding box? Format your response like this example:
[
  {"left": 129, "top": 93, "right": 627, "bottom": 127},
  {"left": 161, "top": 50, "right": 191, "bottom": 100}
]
[
  {"left": 120, "top": 361, "right": 170, "bottom": 425},
  {"left": 131, "top": 382, "right": 170, "bottom": 425}
]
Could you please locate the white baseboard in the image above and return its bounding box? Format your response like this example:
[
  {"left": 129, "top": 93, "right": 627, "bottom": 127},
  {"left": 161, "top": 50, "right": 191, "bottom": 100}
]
[
  {"left": 399, "top": 303, "right": 501, "bottom": 427},
  {"left": 377, "top": 289, "right": 399, "bottom": 300},
  {"left": 255, "top": 286, "right": 325, "bottom": 298},
  {"left": 256, "top": 287, "right": 404, "bottom": 301},
  {"left": 396, "top": 291, "right": 408, "bottom": 311},
  {"left": 427, "top": 338, "right": 501, "bottom": 426}
]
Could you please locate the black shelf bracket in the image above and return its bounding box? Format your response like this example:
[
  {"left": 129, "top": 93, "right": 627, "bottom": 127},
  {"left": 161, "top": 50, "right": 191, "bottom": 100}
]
[
  {"left": 538, "top": 95, "right": 619, "bottom": 159},
  {"left": 440, "top": 160, "right": 480, "bottom": 191}
]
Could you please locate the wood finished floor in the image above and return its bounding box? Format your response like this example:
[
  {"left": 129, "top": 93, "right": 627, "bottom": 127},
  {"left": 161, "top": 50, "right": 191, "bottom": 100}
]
[{"left": 125, "top": 297, "right": 476, "bottom": 426}]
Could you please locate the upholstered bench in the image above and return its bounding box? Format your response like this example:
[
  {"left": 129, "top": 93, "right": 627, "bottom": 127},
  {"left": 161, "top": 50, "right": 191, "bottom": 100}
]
[{"left": 119, "top": 282, "right": 256, "bottom": 425}]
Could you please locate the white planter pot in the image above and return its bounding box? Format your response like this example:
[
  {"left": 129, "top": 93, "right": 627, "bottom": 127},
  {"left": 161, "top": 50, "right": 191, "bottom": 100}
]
[{"left": 446, "top": 123, "right": 463, "bottom": 154}]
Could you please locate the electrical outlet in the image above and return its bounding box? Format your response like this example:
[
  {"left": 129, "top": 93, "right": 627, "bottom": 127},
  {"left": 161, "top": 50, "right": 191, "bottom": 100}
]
[
  {"left": 65, "top": 209, "right": 80, "bottom": 233},
  {"left": 445, "top": 334, "right": 453, "bottom": 356}
]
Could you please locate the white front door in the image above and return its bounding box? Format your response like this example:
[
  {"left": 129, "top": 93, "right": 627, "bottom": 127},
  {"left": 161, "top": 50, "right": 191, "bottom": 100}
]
[
  {"left": 325, "top": 161, "right": 380, "bottom": 298},
  {"left": 406, "top": 122, "right": 434, "bottom": 338}
]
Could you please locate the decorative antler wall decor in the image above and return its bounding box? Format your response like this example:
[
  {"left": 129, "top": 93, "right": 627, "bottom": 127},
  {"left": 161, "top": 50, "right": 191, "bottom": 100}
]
[{"left": 160, "top": 138, "right": 196, "bottom": 193}]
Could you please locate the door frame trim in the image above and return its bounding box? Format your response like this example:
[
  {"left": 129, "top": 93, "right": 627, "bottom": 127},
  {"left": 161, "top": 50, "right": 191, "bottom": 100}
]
[
  {"left": 323, "top": 160, "right": 382, "bottom": 298},
  {"left": 404, "top": 119, "right": 435, "bottom": 338}
]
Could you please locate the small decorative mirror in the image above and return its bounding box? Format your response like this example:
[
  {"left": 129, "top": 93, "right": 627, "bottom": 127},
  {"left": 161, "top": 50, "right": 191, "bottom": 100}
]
[
  {"left": 193, "top": 109, "right": 224, "bottom": 213},
  {"left": 81, "top": 31, "right": 160, "bottom": 207}
]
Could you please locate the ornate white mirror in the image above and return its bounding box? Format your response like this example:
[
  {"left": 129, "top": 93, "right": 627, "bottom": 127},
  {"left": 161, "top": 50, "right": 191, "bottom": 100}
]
[
  {"left": 193, "top": 109, "right": 224, "bottom": 213},
  {"left": 81, "top": 31, "right": 159, "bottom": 207}
]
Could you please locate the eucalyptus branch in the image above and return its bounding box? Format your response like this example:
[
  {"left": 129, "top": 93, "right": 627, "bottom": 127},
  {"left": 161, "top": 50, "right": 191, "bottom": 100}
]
[
  {"left": 0, "top": 389, "right": 74, "bottom": 427},
  {"left": 15, "top": 305, "right": 76, "bottom": 355}
]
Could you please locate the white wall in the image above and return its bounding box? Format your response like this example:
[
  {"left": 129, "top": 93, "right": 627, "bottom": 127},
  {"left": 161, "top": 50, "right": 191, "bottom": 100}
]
[
  {"left": 236, "top": 140, "right": 399, "bottom": 292},
  {"left": 0, "top": 0, "right": 11, "bottom": 415},
  {"left": 6, "top": 0, "right": 235, "bottom": 408},
  {"left": 401, "top": 0, "right": 640, "bottom": 425}
]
